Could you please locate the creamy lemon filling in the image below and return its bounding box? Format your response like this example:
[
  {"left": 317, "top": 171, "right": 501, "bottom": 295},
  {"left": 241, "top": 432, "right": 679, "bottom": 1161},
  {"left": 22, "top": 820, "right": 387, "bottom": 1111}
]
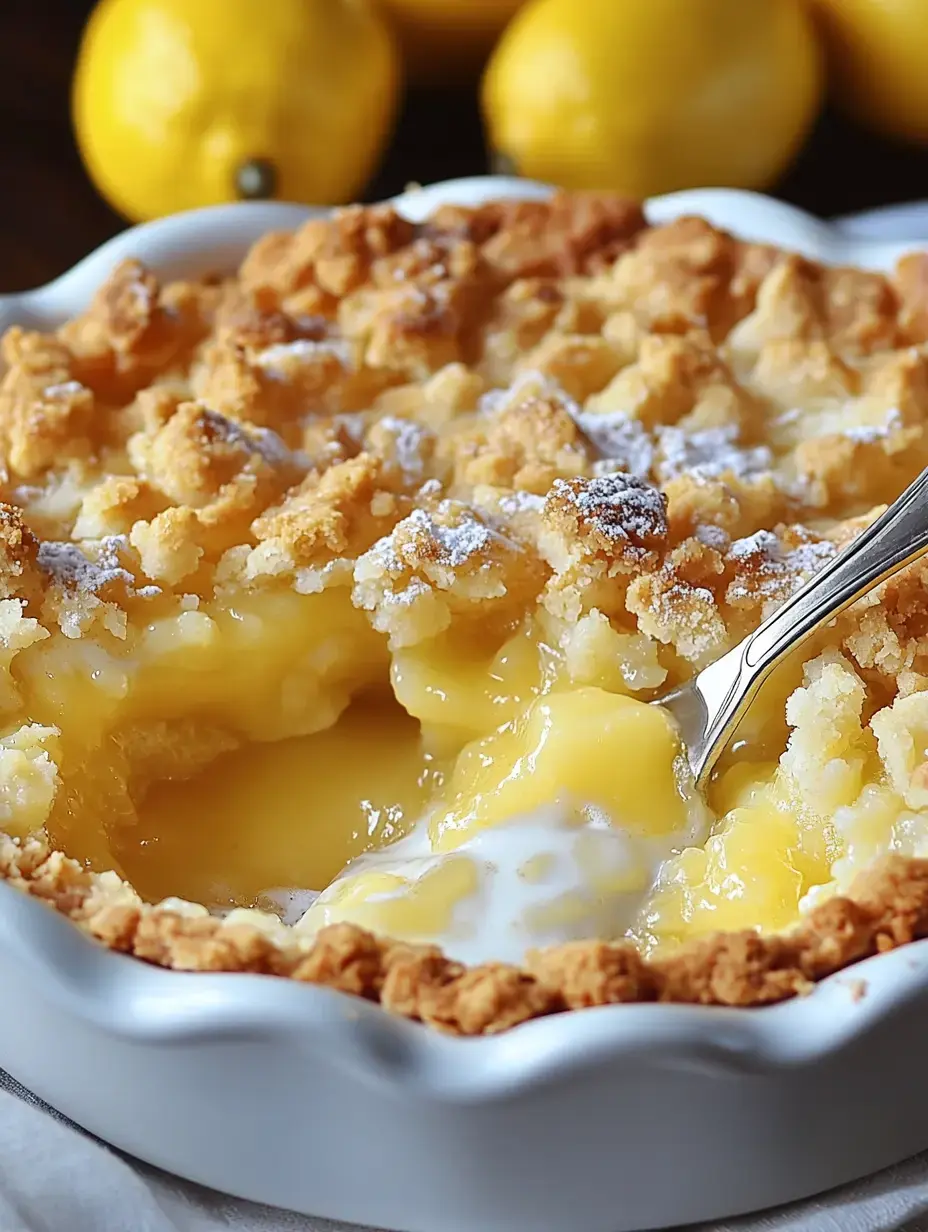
[
  {"left": 3, "top": 586, "right": 386, "bottom": 869},
  {"left": 6, "top": 539, "right": 928, "bottom": 968},
  {"left": 116, "top": 693, "right": 438, "bottom": 911},
  {"left": 305, "top": 687, "right": 707, "bottom": 963},
  {"left": 0, "top": 573, "right": 708, "bottom": 964}
]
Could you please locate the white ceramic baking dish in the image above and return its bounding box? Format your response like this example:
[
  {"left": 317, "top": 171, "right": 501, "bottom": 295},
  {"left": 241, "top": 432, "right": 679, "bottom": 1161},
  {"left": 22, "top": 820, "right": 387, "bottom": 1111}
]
[{"left": 1, "top": 178, "right": 928, "bottom": 1232}]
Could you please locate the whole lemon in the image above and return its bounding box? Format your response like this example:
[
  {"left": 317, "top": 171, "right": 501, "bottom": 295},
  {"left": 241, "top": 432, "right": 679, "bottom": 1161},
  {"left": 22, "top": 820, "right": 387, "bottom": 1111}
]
[
  {"left": 73, "top": 0, "right": 401, "bottom": 223},
  {"left": 482, "top": 0, "right": 823, "bottom": 198},
  {"left": 379, "top": 0, "right": 525, "bottom": 83},
  {"left": 814, "top": 0, "right": 928, "bottom": 143}
]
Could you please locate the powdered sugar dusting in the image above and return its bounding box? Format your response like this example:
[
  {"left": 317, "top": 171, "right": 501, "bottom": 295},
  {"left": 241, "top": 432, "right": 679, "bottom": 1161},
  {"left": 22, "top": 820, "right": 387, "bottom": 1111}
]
[
  {"left": 407, "top": 506, "right": 491, "bottom": 567},
  {"left": 695, "top": 524, "right": 731, "bottom": 551},
  {"left": 657, "top": 424, "right": 772, "bottom": 483},
  {"left": 255, "top": 338, "right": 352, "bottom": 374},
  {"left": 390, "top": 577, "right": 432, "bottom": 608},
  {"left": 572, "top": 410, "right": 654, "bottom": 479},
  {"left": 499, "top": 490, "right": 546, "bottom": 516},
  {"left": 478, "top": 370, "right": 570, "bottom": 417},
  {"left": 366, "top": 501, "right": 497, "bottom": 577},
  {"left": 841, "top": 407, "right": 903, "bottom": 444},
  {"left": 727, "top": 528, "right": 837, "bottom": 602},
  {"left": 374, "top": 416, "right": 430, "bottom": 480},
  {"left": 42, "top": 381, "right": 87, "bottom": 399},
  {"left": 552, "top": 472, "right": 667, "bottom": 548},
  {"left": 728, "top": 529, "right": 780, "bottom": 562},
  {"left": 201, "top": 409, "right": 297, "bottom": 469},
  {"left": 786, "top": 539, "right": 838, "bottom": 576},
  {"left": 38, "top": 537, "right": 134, "bottom": 593}
]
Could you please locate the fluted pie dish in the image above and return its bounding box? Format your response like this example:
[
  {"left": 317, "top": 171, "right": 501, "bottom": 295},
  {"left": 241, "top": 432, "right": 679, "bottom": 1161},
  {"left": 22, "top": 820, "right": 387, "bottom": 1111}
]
[{"left": 4, "top": 179, "right": 928, "bottom": 1230}]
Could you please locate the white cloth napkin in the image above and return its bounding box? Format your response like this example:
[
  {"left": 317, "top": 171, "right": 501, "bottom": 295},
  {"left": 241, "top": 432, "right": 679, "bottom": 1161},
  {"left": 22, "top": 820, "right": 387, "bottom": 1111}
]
[
  {"left": 3, "top": 1068, "right": 928, "bottom": 1232},
  {"left": 6, "top": 199, "right": 928, "bottom": 1232}
]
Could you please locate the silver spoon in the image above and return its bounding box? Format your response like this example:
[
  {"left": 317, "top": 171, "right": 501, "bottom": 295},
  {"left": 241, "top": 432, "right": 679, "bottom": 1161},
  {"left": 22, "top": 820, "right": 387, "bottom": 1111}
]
[{"left": 660, "top": 466, "right": 928, "bottom": 786}]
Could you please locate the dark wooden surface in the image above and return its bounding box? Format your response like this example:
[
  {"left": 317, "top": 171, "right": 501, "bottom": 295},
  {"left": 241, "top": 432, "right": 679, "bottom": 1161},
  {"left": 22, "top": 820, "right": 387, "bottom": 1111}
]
[{"left": 3, "top": 0, "right": 928, "bottom": 293}]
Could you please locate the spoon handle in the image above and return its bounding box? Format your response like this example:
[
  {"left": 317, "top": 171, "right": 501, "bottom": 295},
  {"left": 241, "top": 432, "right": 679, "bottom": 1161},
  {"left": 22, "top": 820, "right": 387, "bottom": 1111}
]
[
  {"left": 748, "top": 465, "right": 928, "bottom": 672},
  {"left": 672, "top": 465, "right": 928, "bottom": 783}
]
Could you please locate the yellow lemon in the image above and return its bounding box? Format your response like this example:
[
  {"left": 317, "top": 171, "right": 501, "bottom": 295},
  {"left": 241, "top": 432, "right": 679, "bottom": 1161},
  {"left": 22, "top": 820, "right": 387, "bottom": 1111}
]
[
  {"left": 814, "top": 0, "right": 928, "bottom": 143},
  {"left": 379, "top": 0, "right": 525, "bottom": 82},
  {"left": 482, "top": 0, "right": 823, "bottom": 199},
  {"left": 73, "top": 0, "right": 401, "bottom": 222}
]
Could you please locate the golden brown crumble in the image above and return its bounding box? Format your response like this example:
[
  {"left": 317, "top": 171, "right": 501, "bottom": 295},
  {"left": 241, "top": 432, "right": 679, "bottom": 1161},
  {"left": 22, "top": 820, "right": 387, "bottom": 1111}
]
[
  {"left": 4, "top": 191, "right": 928, "bottom": 1031},
  {"left": 423, "top": 194, "right": 647, "bottom": 279},
  {"left": 250, "top": 453, "right": 409, "bottom": 572},
  {"left": 448, "top": 387, "right": 590, "bottom": 494}
]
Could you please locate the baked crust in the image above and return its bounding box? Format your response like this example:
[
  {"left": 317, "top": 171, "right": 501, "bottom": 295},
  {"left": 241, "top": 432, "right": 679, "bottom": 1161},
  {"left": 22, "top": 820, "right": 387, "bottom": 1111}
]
[
  {"left": 3, "top": 191, "right": 928, "bottom": 1031},
  {"left": 1, "top": 832, "right": 923, "bottom": 1035}
]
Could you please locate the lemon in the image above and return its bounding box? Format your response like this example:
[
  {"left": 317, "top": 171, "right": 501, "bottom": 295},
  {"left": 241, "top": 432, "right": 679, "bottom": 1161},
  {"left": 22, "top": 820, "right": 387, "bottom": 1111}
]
[
  {"left": 73, "top": 0, "right": 401, "bottom": 223},
  {"left": 482, "top": 0, "right": 823, "bottom": 199},
  {"left": 379, "top": 0, "right": 525, "bottom": 83},
  {"left": 814, "top": 0, "right": 928, "bottom": 143}
]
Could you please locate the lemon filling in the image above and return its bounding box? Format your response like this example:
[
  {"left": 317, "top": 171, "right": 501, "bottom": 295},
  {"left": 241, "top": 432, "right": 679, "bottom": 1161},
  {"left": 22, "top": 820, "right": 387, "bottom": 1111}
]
[
  {"left": 307, "top": 685, "right": 707, "bottom": 963},
  {"left": 7, "top": 569, "right": 928, "bottom": 967},
  {"left": 0, "top": 576, "right": 710, "bottom": 964}
]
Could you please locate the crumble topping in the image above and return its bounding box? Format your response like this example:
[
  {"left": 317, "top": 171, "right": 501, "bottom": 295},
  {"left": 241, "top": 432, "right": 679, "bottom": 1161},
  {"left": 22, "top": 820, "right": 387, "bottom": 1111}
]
[
  {"left": 1, "top": 191, "right": 928, "bottom": 1031},
  {"left": 353, "top": 497, "right": 546, "bottom": 648},
  {"left": 547, "top": 473, "right": 668, "bottom": 562}
]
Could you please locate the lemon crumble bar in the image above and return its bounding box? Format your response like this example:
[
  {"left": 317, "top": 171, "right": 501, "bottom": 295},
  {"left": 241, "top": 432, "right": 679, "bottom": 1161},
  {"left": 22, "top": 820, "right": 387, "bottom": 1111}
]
[{"left": 4, "top": 193, "right": 928, "bottom": 1033}]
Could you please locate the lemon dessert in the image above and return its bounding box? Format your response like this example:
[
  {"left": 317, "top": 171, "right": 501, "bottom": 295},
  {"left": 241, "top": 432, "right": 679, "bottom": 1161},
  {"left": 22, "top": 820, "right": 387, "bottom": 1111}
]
[{"left": 5, "top": 193, "right": 928, "bottom": 1034}]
